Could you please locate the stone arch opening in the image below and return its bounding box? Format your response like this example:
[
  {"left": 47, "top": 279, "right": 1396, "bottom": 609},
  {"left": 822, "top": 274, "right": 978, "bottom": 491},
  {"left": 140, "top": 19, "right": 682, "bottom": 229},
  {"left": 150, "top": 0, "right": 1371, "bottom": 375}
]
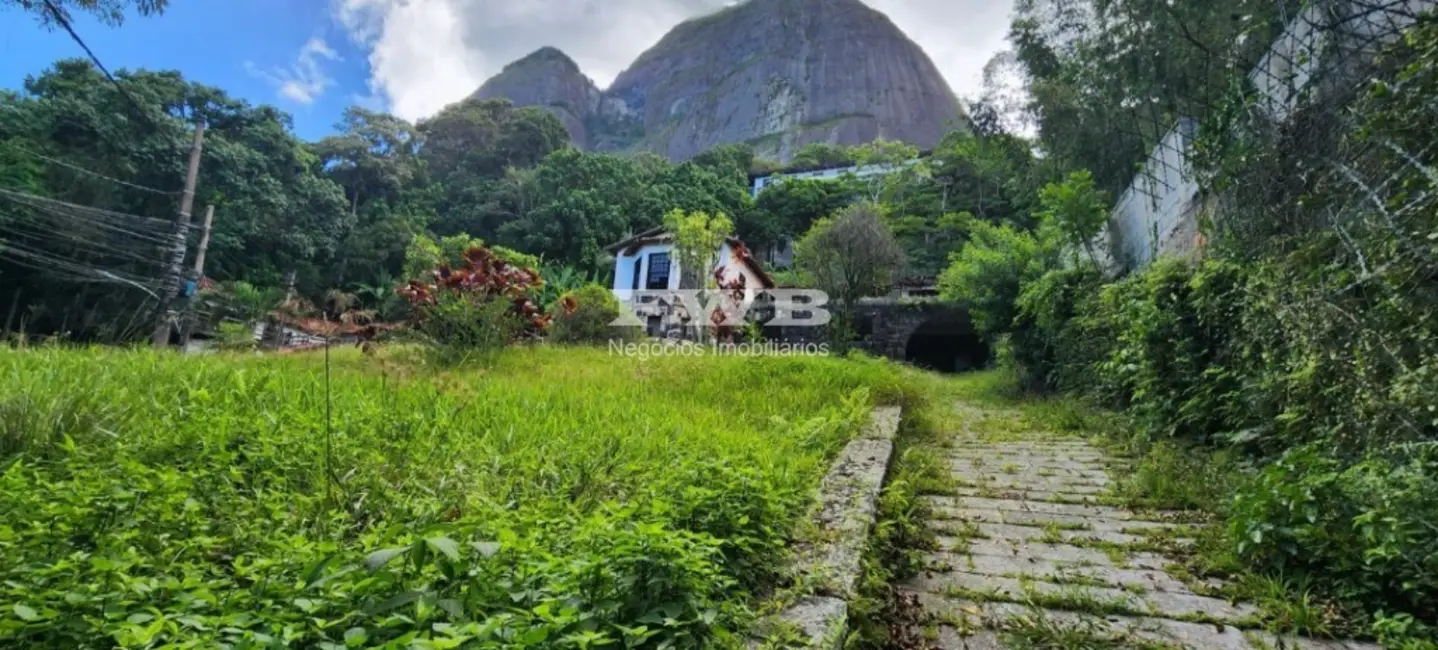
[{"left": 904, "top": 314, "right": 990, "bottom": 373}]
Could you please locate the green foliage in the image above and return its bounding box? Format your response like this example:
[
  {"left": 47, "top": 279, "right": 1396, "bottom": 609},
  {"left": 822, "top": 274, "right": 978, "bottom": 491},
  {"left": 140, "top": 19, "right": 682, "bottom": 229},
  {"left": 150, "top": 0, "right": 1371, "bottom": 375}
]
[
  {"left": 399, "top": 246, "right": 547, "bottom": 366},
  {"left": 938, "top": 221, "right": 1055, "bottom": 336},
  {"left": 0, "top": 345, "right": 904, "bottom": 647},
  {"left": 410, "top": 291, "right": 525, "bottom": 365},
  {"left": 1009, "top": 266, "right": 1106, "bottom": 393},
  {"left": 1036, "top": 170, "right": 1107, "bottom": 264},
  {"left": 419, "top": 98, "right": 569, "bottom": 185},
  {"left": 742, "top": 178, "right": 853, "bottom": 255},
  {"left": 1, "top": 59, "right": 352, "bottom": 336},
  {"left": 1009, "top": 0, "right": 1293, "bottom": 195},
  {"left": 1229, "top": 445, "right": 1438, "bottom": 627},
  {"left": 220, "top": 281, "right": 284, "bottom": 324},
  {"left": 7, "top": 0, "right": 167, "bottom": 26},
  {"left": 550, "top": 284, "right": 630, "bottom": 344},
  {"left": 664, "top": 209, "right": 733, "bottom": 289},
  {"left": 536, "top": 262, "right": 595, "bottom": 309},
  {"left": 795, "top": 204, "right": 905, "bottom": 311},
  {"left": 851, "top": 139, "right": 928, "bottom": 205},
  {"left": 214, "top": 320, "right": 256, "bottom": 352}
]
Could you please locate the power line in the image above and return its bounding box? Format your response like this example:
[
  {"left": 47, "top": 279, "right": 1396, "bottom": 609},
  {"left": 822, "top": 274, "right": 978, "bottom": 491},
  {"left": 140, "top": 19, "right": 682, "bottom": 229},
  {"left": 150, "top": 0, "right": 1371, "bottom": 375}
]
[
  {"left": 0, "top": 239, "right": 161, "bottom": 293},
  {"left": 7, "top": 143, "right": 178, "bottom": 196},
  {"left": 39, "top": 0, "right": 165, "bottom": 132},
  {"left": 0, "top": 188, "right": 175, "bottom": 227}
]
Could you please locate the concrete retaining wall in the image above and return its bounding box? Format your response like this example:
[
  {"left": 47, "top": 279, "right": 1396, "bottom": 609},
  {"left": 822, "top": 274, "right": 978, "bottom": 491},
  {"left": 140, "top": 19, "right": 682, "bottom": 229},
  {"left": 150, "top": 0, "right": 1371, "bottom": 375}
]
[{"left": 751, "top": 406, "right": 903, "bottom": 650}]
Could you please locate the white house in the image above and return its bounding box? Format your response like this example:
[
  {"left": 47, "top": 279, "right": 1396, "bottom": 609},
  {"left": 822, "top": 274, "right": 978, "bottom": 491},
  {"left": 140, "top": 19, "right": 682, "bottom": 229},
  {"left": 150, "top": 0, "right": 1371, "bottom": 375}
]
[{"left": 607, "top": 228, "right": 775, "bottom": 336}]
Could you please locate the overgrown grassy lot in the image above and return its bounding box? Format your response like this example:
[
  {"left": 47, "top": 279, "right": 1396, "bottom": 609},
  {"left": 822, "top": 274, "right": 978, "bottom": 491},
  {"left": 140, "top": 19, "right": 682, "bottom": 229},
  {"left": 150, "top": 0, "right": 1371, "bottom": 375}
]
[{"left": 0, "top": 345, "right": 909, "bottom": 648}]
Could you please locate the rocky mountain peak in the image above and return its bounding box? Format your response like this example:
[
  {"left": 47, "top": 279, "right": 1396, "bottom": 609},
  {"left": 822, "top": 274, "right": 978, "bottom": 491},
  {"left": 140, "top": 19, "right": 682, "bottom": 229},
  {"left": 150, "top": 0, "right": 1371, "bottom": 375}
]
[{"left": 474, "top": 0, "right": 963, "bottom": 161}]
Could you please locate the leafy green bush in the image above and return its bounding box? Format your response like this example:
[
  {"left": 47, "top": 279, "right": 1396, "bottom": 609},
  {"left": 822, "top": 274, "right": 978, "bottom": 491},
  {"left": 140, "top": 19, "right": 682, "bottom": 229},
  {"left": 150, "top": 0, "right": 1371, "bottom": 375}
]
[
  {"left": 400, "top": 246, "right": 549, "bottom": 365},
  {"left": 412, "top": 292, "right": 525, "bottom": 364},
  {"left": 938, "top": 221, "right": 1055, "bottom": 337},
  {"left": 550, "top": 284, "right": 631, "bottom": 344},
  {"left": 1230, "top": 444, "right": 1438, "bottom": 628},
  {"left": 214, "top": 320, "right": 257, "bottom": 352},
  {"left": 1010, "top": 266, "right": 1105, "bottom": 393}
]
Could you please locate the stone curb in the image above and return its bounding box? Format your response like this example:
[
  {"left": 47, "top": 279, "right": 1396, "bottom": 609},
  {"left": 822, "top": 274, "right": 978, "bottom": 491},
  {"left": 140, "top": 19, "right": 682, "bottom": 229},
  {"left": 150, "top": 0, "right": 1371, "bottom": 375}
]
[{"left": 750, "top": 405, "right": 903, "bottom": 650}]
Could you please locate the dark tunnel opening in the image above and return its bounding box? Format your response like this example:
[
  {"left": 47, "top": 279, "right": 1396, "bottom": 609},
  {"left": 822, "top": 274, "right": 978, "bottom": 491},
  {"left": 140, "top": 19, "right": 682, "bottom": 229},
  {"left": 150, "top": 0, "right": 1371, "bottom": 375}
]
[{"left": 904, "top": 317, "right": 991, "bottom": 373}]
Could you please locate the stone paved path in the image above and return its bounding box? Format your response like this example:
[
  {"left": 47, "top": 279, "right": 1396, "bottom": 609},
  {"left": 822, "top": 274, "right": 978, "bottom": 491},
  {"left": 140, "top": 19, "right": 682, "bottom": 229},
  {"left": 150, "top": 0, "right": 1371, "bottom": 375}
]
[{"left": 900, "top": 409, "right": 1381, "bottom": 650}]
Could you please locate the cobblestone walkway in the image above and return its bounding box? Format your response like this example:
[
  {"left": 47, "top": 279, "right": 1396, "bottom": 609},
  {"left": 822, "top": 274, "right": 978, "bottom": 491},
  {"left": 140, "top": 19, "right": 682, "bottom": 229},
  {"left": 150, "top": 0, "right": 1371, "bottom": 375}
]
[{"left": 901, "top": 408, "right": 1380, "bottom": 650}]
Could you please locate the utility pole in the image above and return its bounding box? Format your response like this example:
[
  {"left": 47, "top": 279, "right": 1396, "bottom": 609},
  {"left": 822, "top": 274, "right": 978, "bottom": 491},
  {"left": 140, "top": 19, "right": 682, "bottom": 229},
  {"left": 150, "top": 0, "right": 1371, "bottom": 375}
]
[
  {"left": 177, "top": 203, "right": 214, "bottom": 349},
  {"left": 266, "top": 269, "right": 298, "bottom": 348},
  {"left": 151, "top": 121, "right": 206, "bottom": 349}
]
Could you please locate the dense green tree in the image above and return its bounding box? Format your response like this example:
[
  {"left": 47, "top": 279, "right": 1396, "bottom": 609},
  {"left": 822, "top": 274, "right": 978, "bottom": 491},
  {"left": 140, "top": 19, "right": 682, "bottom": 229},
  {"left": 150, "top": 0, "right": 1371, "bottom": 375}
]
[
  {"left": 741, "top": 178, "right": 854, "bottom": 257},
  {"left": 0, "top": 59, "right": 351, "bottom": 338},
  {"left": 937, "top": 221, "right": 1057, "bottom": 336},
  {"left": 312, "top": 108, "right": 429, "bottom": 287},
  {"left": 1010, "top": 0, "right": 1297, "bottom": 194},
  {"left": 1036, "top": 169, "right": 1108, "bottom": 264},
  {"left": 417, "top": 98, "right": 570, "bottom": 238},
  {"left": 795, "top": 204, "right": 905, "bottom": 310},
  {"left": 313, "top": 107, "right": 422, "bottom": 216},
  {"left": 419, "top": 98, "right": 568, "bottom": 183},
  {"left": 496, "top": 148, "right": 654, "bottom": 273}
]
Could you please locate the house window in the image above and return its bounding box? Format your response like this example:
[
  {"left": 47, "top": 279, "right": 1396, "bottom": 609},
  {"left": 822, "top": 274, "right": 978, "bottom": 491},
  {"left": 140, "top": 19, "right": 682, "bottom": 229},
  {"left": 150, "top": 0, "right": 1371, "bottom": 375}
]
[
  {"left": 646, "top": 252, "right": 671, "bottom": 289},
  {"left": 630, "top": 256, "right": 643, "bottom": 290}
]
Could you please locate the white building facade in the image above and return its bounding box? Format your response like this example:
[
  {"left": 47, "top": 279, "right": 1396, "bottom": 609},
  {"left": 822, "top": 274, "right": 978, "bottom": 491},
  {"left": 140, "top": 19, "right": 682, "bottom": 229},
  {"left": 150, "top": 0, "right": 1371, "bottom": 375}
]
[{"left": 608, "top": 229, "right": 775, "bottom": 336}]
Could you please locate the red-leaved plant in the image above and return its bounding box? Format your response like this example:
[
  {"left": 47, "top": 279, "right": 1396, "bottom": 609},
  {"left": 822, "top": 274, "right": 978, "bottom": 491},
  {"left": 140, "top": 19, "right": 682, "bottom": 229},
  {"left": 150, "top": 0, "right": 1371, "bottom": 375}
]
[
  {"left": 709, "top": 266, "right": 749, "bottom": 343},
  {"left": 397, "top": 246, "right": 552, "bottom": 333}
]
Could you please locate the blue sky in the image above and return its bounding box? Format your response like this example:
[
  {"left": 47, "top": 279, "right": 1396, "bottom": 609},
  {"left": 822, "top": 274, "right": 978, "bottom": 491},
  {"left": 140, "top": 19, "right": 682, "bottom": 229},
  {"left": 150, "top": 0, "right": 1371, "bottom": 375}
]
[
  {"left": 1, "top": 1, "right": 373, "bottom": 141},
  {"left": 0, "top": 0, "right": 1015, "bottom": 143}
]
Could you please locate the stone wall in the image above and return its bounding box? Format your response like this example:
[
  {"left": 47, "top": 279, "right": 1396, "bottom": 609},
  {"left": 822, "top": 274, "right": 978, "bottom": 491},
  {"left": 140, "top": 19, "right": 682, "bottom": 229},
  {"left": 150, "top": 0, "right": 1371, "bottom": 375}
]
[{"left": 750, "top": 406, "right": 902, "bottom": 650}]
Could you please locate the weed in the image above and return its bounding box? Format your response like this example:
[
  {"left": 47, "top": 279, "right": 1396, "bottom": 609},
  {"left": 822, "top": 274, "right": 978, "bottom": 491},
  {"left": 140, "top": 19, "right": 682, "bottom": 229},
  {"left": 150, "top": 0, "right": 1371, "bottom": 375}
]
[
  {"left": 1000, "top": 612, "right": 1180, "bottom": 650},
  {"left": 0, "top": 345, "right": 905, "bottom": 647}
]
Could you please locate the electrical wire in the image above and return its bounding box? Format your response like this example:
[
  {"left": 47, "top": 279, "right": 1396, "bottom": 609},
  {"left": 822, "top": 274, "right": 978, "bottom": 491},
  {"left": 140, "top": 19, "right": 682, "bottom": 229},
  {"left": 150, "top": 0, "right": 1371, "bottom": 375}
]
[
  {"left": 0, "top": 188, "right": 175, "bottom": 227},
  {"left": 39, "top": 0, "right": 165, "bottom": 133},
  {"left": 0, "top": 186, "right": 172, "bottom": 294},
  {"left": 0, "top": 240, "right": 160, "bottom": 293},
  {"left": 6, "top": 143, "right": 177, "bottom": 196}
]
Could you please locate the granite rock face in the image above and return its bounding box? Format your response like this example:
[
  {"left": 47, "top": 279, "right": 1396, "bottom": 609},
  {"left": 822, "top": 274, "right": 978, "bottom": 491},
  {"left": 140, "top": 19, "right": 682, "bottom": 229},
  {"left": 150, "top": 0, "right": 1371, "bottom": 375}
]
[
  {"left": 473, "top": 0, "right": 963, "bottom": 162},
  {"left": 472, "top": 47, "right": 605, "bottom": 148}
]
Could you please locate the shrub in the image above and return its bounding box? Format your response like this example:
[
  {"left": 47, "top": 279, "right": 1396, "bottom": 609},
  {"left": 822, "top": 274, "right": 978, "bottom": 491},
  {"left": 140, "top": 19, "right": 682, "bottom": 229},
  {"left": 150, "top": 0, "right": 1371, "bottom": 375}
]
[
  {"left": 214, "top": 320, "right": 257, "bottom": 352},
  {"left": 399, "top": 245, "right": 549, "bottom": 364},
  {"left": 551, "top": 284, "right": 631, "bottom": 344},
  {"left": 1230, "top": 444, "right": 1438, "bottom": 628},
  {"left": 938, "top": 221, "right": 1055, "bottom": 337},
  {"left": 1010, "top": 266, "right": 1105, "bottom": 392}
]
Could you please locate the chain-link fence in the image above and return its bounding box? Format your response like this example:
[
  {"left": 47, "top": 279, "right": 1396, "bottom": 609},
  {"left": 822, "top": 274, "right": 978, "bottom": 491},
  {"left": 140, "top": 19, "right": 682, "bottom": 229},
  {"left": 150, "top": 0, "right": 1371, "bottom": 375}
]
[{"left": 1100, "top": 0, "right": 1434, "bottom": 272}]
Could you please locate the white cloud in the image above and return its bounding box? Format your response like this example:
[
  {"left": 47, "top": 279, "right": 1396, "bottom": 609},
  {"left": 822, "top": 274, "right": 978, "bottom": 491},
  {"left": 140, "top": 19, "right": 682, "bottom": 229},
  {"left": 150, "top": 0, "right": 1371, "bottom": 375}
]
[
  {"left": 333, "top": 0, "right": 1017, "bottom": 122},
  {"left": 248, "top": 36, "right": 342, "bottom": 105}
]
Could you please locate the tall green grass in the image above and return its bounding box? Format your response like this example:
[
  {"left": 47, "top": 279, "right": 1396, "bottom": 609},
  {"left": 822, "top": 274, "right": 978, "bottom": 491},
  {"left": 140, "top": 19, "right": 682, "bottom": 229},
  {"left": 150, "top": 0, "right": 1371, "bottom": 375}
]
[{"left": 0, "top": 345, "right": 907, "bottom": 648}]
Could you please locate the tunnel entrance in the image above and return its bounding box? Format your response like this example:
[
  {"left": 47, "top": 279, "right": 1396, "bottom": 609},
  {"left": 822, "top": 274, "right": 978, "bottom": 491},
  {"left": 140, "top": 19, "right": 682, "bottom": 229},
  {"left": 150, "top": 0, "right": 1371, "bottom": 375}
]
[{"left": 904, "top": 316, "right": 991, "bottom": 373}]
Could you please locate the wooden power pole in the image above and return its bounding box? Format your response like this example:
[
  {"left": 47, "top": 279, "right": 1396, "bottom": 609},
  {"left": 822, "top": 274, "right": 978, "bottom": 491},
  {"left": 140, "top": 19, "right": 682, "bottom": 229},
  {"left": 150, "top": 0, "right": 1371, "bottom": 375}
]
[
  {"left": 177, "top": 203, "right": 215, "bottom": 349},
  {"left": 151, "top": 121, "right": 206, "bottom": 349}
]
